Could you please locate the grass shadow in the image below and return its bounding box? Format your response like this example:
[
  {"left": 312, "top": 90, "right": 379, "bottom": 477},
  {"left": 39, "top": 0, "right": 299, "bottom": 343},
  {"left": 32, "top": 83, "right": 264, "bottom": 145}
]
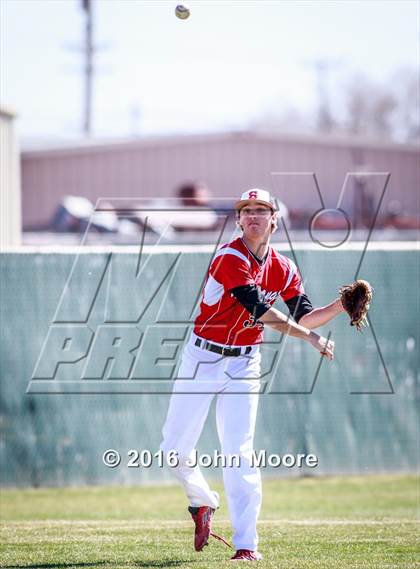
[
  {"left": 134, "top": 561, "right": 196, "bottom": 567},
  {"left": 2, "top": 559, "right": 195, "bottom": 569},
  {"left": 2, "top": 564, "right": 108, "bottom": 569}
]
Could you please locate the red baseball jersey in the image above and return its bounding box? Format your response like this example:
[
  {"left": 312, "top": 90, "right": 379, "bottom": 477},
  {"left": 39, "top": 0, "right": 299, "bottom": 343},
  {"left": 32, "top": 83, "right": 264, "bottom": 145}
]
[{"left": 194, "top": 237, "right": 305, "bottom": 346}]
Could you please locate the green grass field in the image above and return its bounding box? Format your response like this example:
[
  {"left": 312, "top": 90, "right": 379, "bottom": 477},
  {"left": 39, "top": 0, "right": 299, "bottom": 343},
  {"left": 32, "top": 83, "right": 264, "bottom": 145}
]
[{"left": 1, "top": 475, "right": 419, "bottom": 568}]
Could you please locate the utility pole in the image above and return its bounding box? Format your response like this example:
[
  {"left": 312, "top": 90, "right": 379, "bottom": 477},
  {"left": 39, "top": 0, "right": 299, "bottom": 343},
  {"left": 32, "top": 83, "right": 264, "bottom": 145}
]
[
  {"left": 314, "top": 60, "right": 332, "bottom": 132},
  {"left": 307, "top": 59, "right": 340, "bottom": 134},
  {"left": 130, "top": 103, "right": 142, "bottom": 137},
  {"left": 81, "top": 0, "right": 93, "bottom": 135}
]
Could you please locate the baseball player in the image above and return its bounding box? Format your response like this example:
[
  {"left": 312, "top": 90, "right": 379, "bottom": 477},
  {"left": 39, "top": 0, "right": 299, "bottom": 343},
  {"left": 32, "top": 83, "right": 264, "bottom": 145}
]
[{"left": 160, "top": 189, "right": 344, "bottom": 561}]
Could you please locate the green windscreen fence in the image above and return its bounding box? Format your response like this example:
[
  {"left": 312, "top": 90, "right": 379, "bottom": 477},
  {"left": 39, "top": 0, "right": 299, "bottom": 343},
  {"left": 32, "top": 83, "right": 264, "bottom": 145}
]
[{"left": 0, "top": 246, "right": 418, "bottom": 487}]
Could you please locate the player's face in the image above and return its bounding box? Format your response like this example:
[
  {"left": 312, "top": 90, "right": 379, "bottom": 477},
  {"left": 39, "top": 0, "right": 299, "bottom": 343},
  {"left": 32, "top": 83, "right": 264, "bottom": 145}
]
[{"left": 239, "top": 204, "right": 274, "bottom": 237}]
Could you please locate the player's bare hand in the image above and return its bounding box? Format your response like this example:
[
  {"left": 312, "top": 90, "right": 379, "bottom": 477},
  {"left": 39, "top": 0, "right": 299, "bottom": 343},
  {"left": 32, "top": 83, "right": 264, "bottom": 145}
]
[{"left": 309, "top": 333, "right": 335, "bottom": 360}]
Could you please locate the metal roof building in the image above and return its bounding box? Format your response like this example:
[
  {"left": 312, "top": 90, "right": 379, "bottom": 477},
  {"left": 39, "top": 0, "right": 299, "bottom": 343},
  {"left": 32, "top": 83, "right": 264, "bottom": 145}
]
[{"left": 21, "top": 131, "right": 419, "bottom": 229}]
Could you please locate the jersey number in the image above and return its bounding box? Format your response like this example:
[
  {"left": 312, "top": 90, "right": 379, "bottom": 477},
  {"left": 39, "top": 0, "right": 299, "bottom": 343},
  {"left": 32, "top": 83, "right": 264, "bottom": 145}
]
[{"left": 243, "top": 315, "right": 264, "bottom": 330}]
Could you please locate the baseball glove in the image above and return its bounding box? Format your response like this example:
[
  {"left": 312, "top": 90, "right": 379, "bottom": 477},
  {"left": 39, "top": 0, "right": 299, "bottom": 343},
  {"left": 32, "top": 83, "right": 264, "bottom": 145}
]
[{"left": 339, "top": 279, "right": 373, "bottom": 331}]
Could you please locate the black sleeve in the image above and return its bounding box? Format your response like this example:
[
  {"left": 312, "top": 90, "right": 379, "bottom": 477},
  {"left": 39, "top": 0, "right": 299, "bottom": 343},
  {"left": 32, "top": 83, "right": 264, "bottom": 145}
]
[
  {"left": 285, "top": 294, "right": 314, "bottom": 323},
  {"left": 230, "top": 284, "right": 272, "bottom": 319}
]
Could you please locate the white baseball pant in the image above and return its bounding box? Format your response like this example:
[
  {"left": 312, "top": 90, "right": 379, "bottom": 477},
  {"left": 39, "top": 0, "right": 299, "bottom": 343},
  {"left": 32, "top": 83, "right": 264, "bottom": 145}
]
[{"left": 160, "top": 332, "right": 262, "bottom": 551}]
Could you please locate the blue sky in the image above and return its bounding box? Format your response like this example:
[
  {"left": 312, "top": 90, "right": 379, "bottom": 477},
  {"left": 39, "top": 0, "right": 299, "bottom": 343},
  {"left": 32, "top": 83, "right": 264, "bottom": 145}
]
[{"left": 1, "top": 0, "right": 419, "bottom": 140}]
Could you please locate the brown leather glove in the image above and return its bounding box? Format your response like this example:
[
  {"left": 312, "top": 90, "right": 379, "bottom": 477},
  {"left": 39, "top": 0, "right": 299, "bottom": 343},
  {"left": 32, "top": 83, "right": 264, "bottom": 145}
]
[{"left": 339, "top": 279, "right": 373, "bottom": 331}]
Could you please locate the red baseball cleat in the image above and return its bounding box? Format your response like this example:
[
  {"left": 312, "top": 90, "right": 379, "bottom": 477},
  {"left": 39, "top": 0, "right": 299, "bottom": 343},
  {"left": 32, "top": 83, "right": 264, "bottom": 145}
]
[
  {"left": 188, "top": 505, "right": 215, "bottom": 551},
  {"left": 188, "top": 506, "right": 231, "bottom": 552},
  {"left": 231, "top": 549, "right": 263, "bottom": 561}
]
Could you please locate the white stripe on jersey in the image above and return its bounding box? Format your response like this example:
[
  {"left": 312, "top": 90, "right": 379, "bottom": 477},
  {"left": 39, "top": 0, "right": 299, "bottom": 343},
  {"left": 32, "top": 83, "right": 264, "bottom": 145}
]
[
  {"left": 202, "top": 274, "right": 224, "bottom": 306},
  {"left": 198, "top": 294, "right": 224, "bottom": 334},
  {"left": 282, "top": 258, "right": 298, "bottom": 291},
  {"left": 212, "top": 247, "right": 251, "bottom": 267},
  {"left": 225, "top": 307, "right": 247, "bottom": 345},
  {"left": 199, "top": 247, "right": 250, "bottom": 334}
]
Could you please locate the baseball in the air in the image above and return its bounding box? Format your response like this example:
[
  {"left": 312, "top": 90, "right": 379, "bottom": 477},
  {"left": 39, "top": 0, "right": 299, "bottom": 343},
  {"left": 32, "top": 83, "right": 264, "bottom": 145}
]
[{"left": 175, "top": 4, "right": 190, "bottom": 20}]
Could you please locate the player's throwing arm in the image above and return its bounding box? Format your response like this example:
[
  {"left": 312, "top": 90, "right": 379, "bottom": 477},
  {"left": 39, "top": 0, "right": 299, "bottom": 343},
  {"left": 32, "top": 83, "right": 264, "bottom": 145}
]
[{"left": 259, "top": 306, "right": 335, "bottom": 360}]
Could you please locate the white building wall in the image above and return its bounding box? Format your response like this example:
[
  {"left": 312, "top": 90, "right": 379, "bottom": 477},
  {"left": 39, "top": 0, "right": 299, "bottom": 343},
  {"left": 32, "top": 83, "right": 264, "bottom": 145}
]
[{"left": 0, "top": 108, "right": 21, "bottom": 247}]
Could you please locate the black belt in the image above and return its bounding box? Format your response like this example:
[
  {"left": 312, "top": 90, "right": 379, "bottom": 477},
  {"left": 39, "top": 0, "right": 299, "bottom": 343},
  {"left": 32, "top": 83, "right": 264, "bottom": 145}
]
[{"left": 195, "top": 338, "right": 252, "bottom": 357}]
